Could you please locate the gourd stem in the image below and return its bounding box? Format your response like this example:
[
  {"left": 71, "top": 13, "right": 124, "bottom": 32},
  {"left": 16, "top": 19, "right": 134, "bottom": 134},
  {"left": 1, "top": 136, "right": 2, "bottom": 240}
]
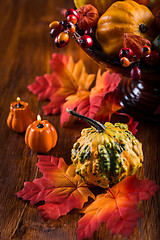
[{"left": 66, "top": 108, "right": 106, "bottom": 132}]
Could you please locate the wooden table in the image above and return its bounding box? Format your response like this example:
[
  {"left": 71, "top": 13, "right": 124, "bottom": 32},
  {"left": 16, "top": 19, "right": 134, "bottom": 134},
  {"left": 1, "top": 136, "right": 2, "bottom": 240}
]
[{"left": 0, "top": 0, "right": 159, "bottom": 239}]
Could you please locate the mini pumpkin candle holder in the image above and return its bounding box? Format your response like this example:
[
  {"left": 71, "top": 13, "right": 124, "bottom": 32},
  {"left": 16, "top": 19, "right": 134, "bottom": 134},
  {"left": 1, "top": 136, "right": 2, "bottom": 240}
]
[
  {"left": 25, "top": 115, "right": 58, "bottom": 153},
  {"left": 7, "top": 97, "right": 36, "bottom": 132}
]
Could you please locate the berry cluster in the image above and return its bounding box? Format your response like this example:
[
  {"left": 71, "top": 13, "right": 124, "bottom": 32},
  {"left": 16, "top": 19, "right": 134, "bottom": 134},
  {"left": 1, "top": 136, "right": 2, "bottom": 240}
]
[
  {"left": 49, "top": 8, "right": 94, "bottom": 49},
  {"left": 119, "top": 46, "right": 159, "bottom": 81}
]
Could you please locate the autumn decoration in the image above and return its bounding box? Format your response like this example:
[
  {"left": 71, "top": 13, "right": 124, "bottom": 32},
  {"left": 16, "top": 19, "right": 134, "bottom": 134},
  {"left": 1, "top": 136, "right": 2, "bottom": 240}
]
[
  {"left": 16, "top": 155, "right": 95, "bottom": 221},
  {"left": 96, "top": 0, "right": 155, "bottom": 56},
  {"left": 25, "top": 115, "right": 58, "bottom": 153},
  {"left": 123, "top": 33, "right": 152, "bottom": 59},
  {"left": 74, "top": 0, "right": 117, "bottom": 15},
  {"left": 16, "top": 155, "right": 159, "bottom": 239},
  {"left": 76, "top": 174, "right": 159, "bottom": 239},
  {"left": 29, "top": 53, "right": 133, "bottom": 125},
  {"left": 16, "top": 1, "right": 160, "bottom": 239},
  {"left": 77, "top": 4, "right": 99, "bottom": 31},
  {"left": 7, "top": 97, "right": 36, "bottom": 133},
  {"left": 68, "top": 109, "right": 143, "bottom": 188}
]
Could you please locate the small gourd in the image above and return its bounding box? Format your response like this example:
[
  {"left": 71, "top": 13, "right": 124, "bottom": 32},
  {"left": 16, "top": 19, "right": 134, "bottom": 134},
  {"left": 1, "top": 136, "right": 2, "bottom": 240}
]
[
  {"left": 25, "top": 115, "right": 58, "bottom": 153},
  {"left": 67, "top": 109, "right": 143, "bottom": 188},
  {"left": 96, "top": 0, "right": 155, "bottom": 56},
  {"left": 7, "top": 97, "right": 36, "bottom": 133}
]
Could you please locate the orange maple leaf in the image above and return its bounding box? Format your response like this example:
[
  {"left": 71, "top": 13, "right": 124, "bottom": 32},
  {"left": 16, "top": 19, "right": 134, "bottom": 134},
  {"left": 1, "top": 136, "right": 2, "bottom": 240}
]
[
  {"left": 77, "top": 174, "right": 159, "bottom": 239},
  {"left": 16, "top": 155, "right": 95, "bottom": 221},
  {"left": 28, "top": 53, "right": 95, "bottom": 115}
]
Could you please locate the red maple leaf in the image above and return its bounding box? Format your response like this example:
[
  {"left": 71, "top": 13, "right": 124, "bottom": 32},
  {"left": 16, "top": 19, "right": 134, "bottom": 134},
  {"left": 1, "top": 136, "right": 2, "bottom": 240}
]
[
  {"left": 28, "top": 53, "right": 124, "bottom": 126},
  {"left": 76, "top": 175, "right": 159, "bottom": 239},
  {"left": 16, "top": 155, "right": 95, "bottom": 221},
  {"left": 60, "top": 69, "right": 122, "bottom": 126}
]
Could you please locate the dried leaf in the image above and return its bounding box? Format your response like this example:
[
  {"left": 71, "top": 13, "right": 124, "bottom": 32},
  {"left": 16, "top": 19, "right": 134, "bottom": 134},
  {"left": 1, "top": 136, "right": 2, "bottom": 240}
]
[
  {"left": 88, "top": 70, "right": 121, "bottom": 120},
  {"left": 16, "top": 155, "right": 95, "bottom": 221},
  {"left": 28, "top": 53, "right": 95, "bottom": 115},
  {"left": 123, "top": 33, "right": 151, "bottom": 59},
  {"left": 76, "top": 175, "right": 159, "bottom": 239},
  {"left": 61, "top": 70, "right": 122, "bottom": 126}
]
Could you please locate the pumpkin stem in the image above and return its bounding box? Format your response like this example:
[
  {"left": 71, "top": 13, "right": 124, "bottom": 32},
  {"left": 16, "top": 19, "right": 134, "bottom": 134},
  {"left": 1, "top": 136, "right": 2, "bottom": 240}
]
[{"left": 66, "top": 108, "right": 106, "bottom": 132}]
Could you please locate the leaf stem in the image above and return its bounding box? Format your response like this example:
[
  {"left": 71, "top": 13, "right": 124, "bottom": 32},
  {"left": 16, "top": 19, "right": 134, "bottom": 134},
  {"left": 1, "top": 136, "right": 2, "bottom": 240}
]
[{"left": 107, "top": 187, "right": 116, "bottom": 199}]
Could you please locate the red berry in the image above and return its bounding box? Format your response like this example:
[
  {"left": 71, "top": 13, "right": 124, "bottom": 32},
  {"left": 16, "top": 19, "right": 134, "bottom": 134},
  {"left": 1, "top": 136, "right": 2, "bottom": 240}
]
[
  {"left": 120, "top": 57, "right": 130, "bottom": 67},
  {"left": 67, "top": 14, "right": 77, "bottom": 24},
  {"left": 140, "top": 45, "right": 151, "bottom": 57},
  {"left": 119, "top": 48, "right": 134, "bottom": 59},
  {"left": 130, "top": 67, "right": 141, "bottom": 81},
  {"left": 65, "top": 9, "right": 79, "bottom": 20},
  {"left": 50, "top": 24, "right": 64, "bottom": 38},
  {"left": 145, "top": 51, "right": 159, "bottom": 65},
  {"left": 79, "top": 35, "right": 93, "bottom": 48},
  {"left": 84, "top": 28, "right": 95, "bottom": 38}
]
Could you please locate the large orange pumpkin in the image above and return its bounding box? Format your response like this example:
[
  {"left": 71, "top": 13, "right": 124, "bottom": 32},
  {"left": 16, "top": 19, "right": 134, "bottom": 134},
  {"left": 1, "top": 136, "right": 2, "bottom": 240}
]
[{"left": 96, "top": 0, "right": 155, "bottom": 55}]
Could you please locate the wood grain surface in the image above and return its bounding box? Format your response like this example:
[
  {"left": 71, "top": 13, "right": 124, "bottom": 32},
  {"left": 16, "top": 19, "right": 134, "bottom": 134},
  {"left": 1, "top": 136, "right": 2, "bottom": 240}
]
[{"left": 0, "top": 0, "right": 159, "bottom": 239}]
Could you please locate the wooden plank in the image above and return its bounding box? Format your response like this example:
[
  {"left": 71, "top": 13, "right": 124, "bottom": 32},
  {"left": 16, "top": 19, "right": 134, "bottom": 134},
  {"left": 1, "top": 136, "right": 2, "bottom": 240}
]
[{"left": 0, "top": 0, "right": 159, "bottom": 239}]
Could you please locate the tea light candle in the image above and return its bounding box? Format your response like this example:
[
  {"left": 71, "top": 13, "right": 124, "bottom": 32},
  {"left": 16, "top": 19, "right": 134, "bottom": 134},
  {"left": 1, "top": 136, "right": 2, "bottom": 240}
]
[
  {"left": 25, "top": 115, "right": 58, "bottom": 153},
  {"left": 7, "top": 97, "right": 36, "bottom": 133}
]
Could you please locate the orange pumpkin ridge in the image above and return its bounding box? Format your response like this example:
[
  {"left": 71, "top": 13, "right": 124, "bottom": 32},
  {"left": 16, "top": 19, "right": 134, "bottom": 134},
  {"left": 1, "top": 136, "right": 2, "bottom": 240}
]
[{"left": 25, "top": 119, "right": 58, "bottom": 153}]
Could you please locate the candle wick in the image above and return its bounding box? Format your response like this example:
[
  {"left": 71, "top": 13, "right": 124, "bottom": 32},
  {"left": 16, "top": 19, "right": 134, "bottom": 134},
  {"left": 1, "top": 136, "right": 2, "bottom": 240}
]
[
  {"left": 37, "top": 123, "right": 44, "bottom": 129},
  {"left": 15, "top": 101, "right": 24, "bottom": 108}
]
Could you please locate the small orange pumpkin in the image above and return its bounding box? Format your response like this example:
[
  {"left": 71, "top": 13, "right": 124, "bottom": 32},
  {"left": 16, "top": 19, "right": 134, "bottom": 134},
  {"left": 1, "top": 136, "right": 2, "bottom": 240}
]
[
  {"left": 7, "top": 97, "right": 36, "bottom": 133},
  {"left": 25, "top": 115, "right": 58, "bottom": 153}
]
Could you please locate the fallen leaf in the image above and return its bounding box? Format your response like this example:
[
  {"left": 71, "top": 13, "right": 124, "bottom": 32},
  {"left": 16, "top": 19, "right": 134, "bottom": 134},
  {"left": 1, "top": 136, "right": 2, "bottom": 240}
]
[
  {"left": 88, "top": 70, "right": 121, "bottom": 119},
  {"left": 61, "top": 69, "right": 122, "bottom": 126},
  {"left": 76, "top": 174, "right": 159, "bottom": 239},
  {"left": 16, "top": 155, "right": 95, "bottom": 221},
  {"left": 60, "top": 92, "right": 90, "bottom": 126},
  {"left": 28, "top": 53, "right": 95, "bottom": 115},
  {"left": 94, "top": 88, "right": 123, "bottom": 123}
]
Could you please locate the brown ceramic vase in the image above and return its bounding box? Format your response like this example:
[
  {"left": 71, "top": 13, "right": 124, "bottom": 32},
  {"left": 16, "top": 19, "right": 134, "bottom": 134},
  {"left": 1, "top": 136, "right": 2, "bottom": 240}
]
[{"left": 78, "top": 40, "right": 160, "bottom": 121}]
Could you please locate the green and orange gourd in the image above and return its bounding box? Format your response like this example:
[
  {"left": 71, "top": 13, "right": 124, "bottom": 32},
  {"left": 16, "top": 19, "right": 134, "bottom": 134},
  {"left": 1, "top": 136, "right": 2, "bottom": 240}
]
[{"left": 68, "top": 109, "right": 143, "bottom": 188}]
